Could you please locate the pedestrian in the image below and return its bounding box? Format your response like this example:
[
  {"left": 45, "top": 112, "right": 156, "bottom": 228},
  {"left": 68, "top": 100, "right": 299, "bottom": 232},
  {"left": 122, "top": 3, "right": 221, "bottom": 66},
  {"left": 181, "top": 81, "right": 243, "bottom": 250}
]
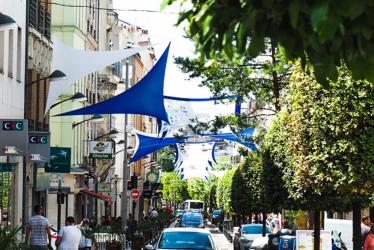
[
  {"left": 55, "top": 216, "right": 82, "bottom": 250},
  {"left": 78, "top": 219, "right": 93, "bottom": 250},
  {"left": 25, "top": 205, "right": 52, "bottom": 250},
  {"left": 362, "top": 216, "right": 371, "bottom": 245},
  {"left": 364, "top": 224, "right": 374, "bottom": 250},
  {"left": 127, "top": 213, "right": 137, "bottom": 243},
  {"left": 271, "top": 214, "right": 280, "bottom": 233},
  {"left": 150, "top": 208, "right": 158, "bottom": 218}
]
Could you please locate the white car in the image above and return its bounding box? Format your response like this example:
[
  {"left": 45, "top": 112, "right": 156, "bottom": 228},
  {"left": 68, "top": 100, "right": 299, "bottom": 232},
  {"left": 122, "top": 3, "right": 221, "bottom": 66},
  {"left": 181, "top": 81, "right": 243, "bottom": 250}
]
[
  {"left": 233, "top": 224, "right": 270, "bottom": 250},
  {"left": 145, "top": 228, "right": 216, "bottom": 250}
]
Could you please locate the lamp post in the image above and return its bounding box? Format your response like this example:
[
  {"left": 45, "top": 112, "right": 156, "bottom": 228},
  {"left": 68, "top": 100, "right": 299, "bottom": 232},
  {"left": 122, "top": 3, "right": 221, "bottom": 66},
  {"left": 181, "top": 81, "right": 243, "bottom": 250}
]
[
  {"left": 50, "top": 92, "right": 87, "bottom": 110},
  {"left": 72, "top": 114, "right": 104, "bottom": 129},
  {"left": 28, "top": 70, "right": 66, "bottom": 86},
  {"left": 121, "top": 60, "right": 130, "bottom": 228}
]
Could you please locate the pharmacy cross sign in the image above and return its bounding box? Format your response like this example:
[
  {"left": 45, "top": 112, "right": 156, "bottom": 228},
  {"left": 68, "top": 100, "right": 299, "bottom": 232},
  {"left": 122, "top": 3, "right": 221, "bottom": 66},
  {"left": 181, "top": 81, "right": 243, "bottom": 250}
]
[{"left": 45, "top": 147, "right": 71, "bottom": 173}]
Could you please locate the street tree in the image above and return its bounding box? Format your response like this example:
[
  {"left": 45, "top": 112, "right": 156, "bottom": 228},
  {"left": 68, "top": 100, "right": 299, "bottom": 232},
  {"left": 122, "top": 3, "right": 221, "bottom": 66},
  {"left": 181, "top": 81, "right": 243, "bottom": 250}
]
[
  {"left": 265, "top": 63, "right": 374, "bottom": 250},
  {"left": 157, "top": 146, "right": 176, "bottom": 172},
  {"left": 163, "top": 0, "right": 374, "bottom": 84},
  {"left": 160, "top": 172, "right": 190, "bottom": 205}
]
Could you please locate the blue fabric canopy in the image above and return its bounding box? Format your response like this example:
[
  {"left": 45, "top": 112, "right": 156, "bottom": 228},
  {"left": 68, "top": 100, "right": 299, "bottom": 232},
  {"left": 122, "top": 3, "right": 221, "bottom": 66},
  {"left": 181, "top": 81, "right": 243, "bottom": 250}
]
[
  {"left": 57, "top": 44, "right": 171, "bottom": 123},
  {"left": 130, "top": 128, "right": 256, "bottom": 163}
]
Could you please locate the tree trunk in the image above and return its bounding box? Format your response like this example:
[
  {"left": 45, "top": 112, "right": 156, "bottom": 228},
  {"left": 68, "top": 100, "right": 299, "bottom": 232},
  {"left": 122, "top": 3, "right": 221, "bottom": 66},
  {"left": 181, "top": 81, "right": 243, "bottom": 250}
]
[
  {"left": 262, "top": 212, "right": 267, "bottom": 236},
  {"left": 352, "top": 202, "right": 362, "bottom": 250},
  {"left": 271, "top": 41, "right": 281, "bottom": 112},
  {"left": 313, "top": 210, "right": 320, "bottom": 250},
  {"left": 370, "top": 207, "right": 374, "bottom": 224}
]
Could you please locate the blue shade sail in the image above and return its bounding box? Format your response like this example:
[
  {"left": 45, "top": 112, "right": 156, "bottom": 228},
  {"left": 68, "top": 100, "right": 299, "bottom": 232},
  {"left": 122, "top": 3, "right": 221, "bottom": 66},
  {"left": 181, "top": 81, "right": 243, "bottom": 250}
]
[
  {"left": 57, "top": 44, "right": 171, "bottom": 123},
  {"left": 130, "top": 128, "right": 256, "bottom": 164},
  {"left": 130, "top": 132, "right": 188, "bottom": 163}
]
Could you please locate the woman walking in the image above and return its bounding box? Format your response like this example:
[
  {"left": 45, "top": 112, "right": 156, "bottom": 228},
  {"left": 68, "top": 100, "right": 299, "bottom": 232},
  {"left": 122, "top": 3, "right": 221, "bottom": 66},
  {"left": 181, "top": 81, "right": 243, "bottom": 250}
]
[{"left": 364, "top": 224, "right": 374, "bottom": 250}]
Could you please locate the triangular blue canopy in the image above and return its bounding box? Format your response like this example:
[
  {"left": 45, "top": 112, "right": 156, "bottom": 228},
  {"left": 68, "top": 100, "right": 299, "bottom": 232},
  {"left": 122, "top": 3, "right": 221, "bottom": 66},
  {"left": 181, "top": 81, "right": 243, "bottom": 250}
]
[
  {"left": 57, "top": 44, "right": 171, "bottom": 123},
  {"left": 130, "top": 128, "right": 256, "bottom": 163}
]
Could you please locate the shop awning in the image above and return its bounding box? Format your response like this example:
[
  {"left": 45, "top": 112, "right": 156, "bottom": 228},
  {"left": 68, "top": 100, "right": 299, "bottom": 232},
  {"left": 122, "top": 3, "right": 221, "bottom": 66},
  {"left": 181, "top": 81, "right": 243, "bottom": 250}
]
[{"left": 79, "top": 189, "right": 112, "bottom": 205}]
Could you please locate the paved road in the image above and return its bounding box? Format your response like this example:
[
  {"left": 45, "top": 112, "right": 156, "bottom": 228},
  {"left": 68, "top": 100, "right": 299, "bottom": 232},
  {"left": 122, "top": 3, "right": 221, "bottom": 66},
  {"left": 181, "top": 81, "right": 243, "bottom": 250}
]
[
  {"left": 208, "top": 224, "right": 232, "bottom": 250},
  {"left": 170, "top": 220, "right": 232, "bottom": 250}
]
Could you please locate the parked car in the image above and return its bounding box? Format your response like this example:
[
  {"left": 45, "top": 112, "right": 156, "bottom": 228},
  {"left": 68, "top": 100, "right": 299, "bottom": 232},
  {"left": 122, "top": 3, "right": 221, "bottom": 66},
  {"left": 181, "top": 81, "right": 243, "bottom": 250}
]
[
  {"left": 175, "top": 209, "right": 185, "bottom": 219},
  {"left": 233, "top": 224, "right": 270, "bottom": 250},
  {"left": 181, "top": 212, "right": 205, "bottom": 228},
  {"left": 145, "top": 228, "right": 216, "bottom": 250},
  {"left": 211, "top": 210, "right": 222, "bottom": 225}
]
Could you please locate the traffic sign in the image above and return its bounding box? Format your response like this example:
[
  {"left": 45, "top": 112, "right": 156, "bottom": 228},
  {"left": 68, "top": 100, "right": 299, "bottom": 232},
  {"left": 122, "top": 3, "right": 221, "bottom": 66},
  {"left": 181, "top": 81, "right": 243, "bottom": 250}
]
[{"left": 130, "top": 189, "right": 141, "bottom": 200}]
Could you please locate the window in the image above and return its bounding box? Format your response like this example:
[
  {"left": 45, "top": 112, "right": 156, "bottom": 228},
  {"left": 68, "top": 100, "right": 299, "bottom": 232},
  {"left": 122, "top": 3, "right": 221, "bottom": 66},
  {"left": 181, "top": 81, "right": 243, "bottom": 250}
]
[
  {"left": 8, "top": 29, "right": 13, "bottom": 78},
  {"left": 16, "top": 28, "right": 22, "bottom": 81}
]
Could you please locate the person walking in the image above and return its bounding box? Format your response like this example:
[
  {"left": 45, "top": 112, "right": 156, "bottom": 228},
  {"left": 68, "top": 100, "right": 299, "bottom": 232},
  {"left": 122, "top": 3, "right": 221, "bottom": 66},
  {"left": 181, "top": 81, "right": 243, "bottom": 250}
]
[
  {"left": 25, "top": 205, "right": 52, "bottom": 250},
  {"left": 55, "top": 216, "right": 82, "bottom": 250},
  {"left": 362, "top": 216, "right": 371, "bottom": 246},
  {"left": 78, "top": 219, "right": 93, "bottom": 250},
  {"left": 364, "top": 224, "right": 374, "bottom": 250}
]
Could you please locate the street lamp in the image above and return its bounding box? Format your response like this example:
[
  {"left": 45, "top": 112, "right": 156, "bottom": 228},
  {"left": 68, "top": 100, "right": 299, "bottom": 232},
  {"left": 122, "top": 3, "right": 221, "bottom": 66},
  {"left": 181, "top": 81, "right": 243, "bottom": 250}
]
[
  {"left": 94, "top": 129, "right": 119, "bottom": 141},
  {"left": 28, "top": 70, "right": 66, "bottom": 86},
  {"left": 0, "top": 13, "right": 16, "bottom": 29},
  {"left": 50, "top": 92, "right": 87, "bottom": 109},
  {"left": 72, "top": 114, "right": 104, "bottom": 129}
]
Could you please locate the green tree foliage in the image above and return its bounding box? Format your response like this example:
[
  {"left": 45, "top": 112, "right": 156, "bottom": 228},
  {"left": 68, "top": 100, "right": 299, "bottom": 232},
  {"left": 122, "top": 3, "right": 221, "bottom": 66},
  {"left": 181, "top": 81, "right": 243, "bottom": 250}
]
[
  {"left": 186, "top": 177, "right": 210, "bottom": 201},
  {"left": 216, "top": 168, "right": 236, "bottom": 212},
  {"left": 157, "top": 146, "right": 176, "bottom": 172},
  {"left": 232, "top": 152, "right": 265, "bottom": 214},
  {"left": 160, "top": 172, "right": 190, "bottom": 204},
  {"left": 265, "top": 63, "right": 374, "bottom": 210},
  {"left": 163, "top": 0, "right": 374, "bottom": 84}
]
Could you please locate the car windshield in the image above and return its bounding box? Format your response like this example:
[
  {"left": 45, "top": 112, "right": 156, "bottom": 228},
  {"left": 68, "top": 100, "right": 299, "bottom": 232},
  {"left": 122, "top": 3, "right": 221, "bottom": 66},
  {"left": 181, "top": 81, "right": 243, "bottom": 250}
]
[
  {"left": 158, "top": 231, "right": 213, "bottom": 249},
  {"left": 242, "top": 225, "right": 270, "bottom": 234},
  {"left": 183, "top": 213, "right": 203, "bottom": 222},
  {"left": 212, "top": 210, "right": 221, "bottom": 215},
  {"left": 190, "top": 202, "right": 204, "bottom": 209}
]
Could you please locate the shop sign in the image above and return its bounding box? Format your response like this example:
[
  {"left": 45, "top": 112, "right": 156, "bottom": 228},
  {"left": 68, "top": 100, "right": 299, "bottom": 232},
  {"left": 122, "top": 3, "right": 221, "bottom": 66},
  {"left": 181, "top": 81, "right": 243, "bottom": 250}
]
[
  {"left": 146, "top": 169, "right": 159, "bottom": 184},
  {"left": 0, "top": 163, "right": 14, "bottom": 172},
  {"left": 46, "top": 147, "right": 71, "bottom": 173},
  {"left": 89, "top": 141, "right": 112, "bottom": 159},
  {"left": 98, "top": 183, "right": 111, "bottom": 193},
  {"left": 0, "top": 119, "right": 28, "bottom": 156},
  {"left": 296, "top": 230, "right": 332, "bottom": 250},
  {"left": 28, "top": 131, "right": 50, "bottom": 162}
]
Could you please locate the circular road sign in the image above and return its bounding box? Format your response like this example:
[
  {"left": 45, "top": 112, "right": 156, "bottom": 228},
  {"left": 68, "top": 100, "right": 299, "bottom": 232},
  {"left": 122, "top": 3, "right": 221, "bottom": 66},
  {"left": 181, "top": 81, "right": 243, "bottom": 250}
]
[{"left": 131, "top": 189, "right": 141, "bottom": 200}]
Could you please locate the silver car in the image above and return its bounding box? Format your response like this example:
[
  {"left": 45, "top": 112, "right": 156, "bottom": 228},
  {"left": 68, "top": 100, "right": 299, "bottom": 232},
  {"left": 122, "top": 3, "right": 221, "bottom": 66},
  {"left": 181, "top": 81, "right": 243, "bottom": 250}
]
[
  {"left": 233, "top": 224, "right": 270, "bottom": 250},
  {"left": 145, "top": 228, "right": 216, "bottom": 250}
]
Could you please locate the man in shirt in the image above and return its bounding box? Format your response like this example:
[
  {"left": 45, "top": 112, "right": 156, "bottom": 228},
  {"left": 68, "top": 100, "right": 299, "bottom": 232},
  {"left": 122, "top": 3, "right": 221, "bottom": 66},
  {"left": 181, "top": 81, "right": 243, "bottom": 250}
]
[
  {"left": 55, "top": 216, "right": 82, "bottom": 250},
  {"left": 25, "top": 205, "right": 52, "bottom": 250}
]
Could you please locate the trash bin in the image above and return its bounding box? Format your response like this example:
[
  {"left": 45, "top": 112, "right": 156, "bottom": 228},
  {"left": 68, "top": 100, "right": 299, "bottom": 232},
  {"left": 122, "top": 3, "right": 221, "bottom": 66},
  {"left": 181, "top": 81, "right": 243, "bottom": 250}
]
[
  {"left": 268, "top": 233, "right": 280, "bottom": 250},
  {"left": 279, "top": 235, "right": 296, "bottom": 250}
]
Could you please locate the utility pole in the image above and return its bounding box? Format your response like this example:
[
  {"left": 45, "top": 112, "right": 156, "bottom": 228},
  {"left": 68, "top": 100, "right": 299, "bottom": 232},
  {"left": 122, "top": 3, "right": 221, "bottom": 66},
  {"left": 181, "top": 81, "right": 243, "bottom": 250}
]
[
  {"left": 57, "top": 179, "right": 62, "bottom": 231},
  {"left": 121, "top": 59, "right": 129, "bottom": 228}
]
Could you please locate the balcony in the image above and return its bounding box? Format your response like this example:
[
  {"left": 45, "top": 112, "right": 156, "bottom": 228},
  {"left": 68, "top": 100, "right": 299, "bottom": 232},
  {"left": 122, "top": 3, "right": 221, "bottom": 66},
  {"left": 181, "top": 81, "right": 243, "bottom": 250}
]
[{"left": 29, "top": 0, "right": 51, "bottom": 40}]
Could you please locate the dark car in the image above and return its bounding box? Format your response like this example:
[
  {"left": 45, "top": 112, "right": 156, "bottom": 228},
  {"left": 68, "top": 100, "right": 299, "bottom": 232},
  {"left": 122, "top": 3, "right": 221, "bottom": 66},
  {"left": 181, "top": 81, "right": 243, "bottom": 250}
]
[
  {"left": 181, "top": 212, "right": 204, "bottom": 228},
  {"left": 211, "top": 210, "right": 222, "bottom": 225}
]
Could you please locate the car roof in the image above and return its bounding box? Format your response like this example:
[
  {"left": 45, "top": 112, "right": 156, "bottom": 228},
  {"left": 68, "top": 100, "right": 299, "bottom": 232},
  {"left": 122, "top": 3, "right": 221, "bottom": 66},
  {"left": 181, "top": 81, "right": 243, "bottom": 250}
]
[
  {"left": 162, "top": 228, "right": 210, "bottom": 233},
  {"left": 242, "top": 224, "right": 263, "bottom": 227}
]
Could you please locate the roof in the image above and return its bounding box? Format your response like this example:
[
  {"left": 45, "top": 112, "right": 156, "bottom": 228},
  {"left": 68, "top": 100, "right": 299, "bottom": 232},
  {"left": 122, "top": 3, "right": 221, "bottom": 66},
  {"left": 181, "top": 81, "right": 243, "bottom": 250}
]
[{"left": 162, "top": 228, "right": 210, "bottom": 234}]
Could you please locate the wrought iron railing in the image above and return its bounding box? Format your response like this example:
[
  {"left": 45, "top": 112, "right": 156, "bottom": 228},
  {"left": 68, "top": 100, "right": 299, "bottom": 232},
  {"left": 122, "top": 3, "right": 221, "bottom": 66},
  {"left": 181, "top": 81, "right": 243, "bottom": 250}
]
[{"left": 29, "top": 0, "right": 51, "bottom": 40}]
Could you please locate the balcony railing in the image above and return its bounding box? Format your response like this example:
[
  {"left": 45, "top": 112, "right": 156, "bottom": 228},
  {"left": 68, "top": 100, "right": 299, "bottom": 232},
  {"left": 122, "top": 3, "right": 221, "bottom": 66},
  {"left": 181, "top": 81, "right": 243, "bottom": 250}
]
[{"left": 29, "top": 0, "right": 51, "bottom": 40}]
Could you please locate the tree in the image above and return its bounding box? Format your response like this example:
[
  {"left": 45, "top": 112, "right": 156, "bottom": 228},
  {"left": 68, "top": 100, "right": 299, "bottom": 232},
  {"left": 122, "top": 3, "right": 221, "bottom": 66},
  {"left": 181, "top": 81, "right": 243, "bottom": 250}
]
[
  {"left": 216, "top": 168, "right": 236, "bottom": 213},
  {"left": 163, "top": 0, "right": 374, "bottom": 84},
  {"left": 157, "top": 146, "right": 176, "bottom": 172},
  {"left": 265, "top": 63, "right": 374, "bottom": 250},
  {"left": 174, "top": 42, "right": 291, "bottom": 133},
  {"left": 160, "top": 172, "right": 190, "bottom": 205},
  {"left": 186, "top": 177, "right": 210, "bottom": 202}
]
